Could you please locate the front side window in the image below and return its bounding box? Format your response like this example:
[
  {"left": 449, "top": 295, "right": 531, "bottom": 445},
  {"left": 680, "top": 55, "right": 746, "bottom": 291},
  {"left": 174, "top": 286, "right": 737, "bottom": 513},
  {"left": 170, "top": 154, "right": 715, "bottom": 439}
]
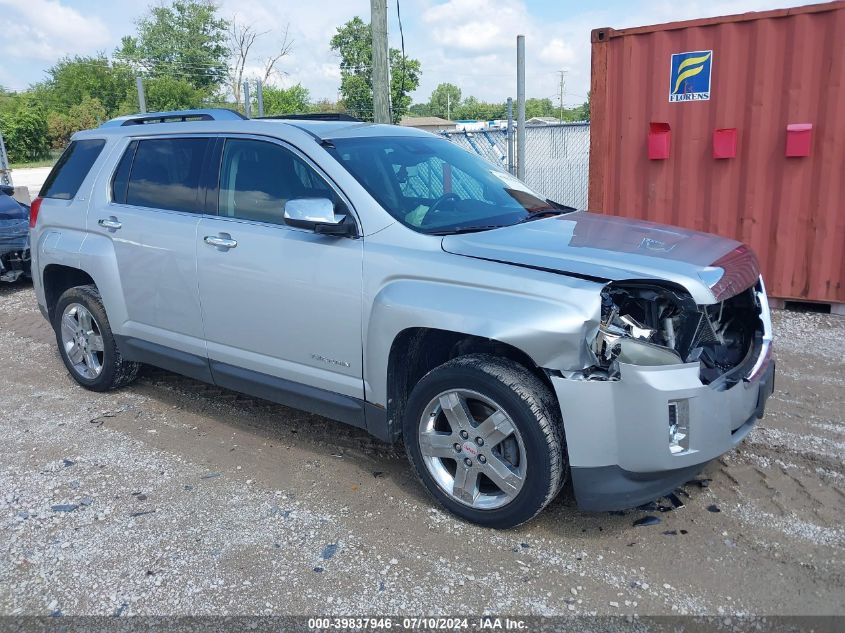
[
  {"left": 326, "top": 136, "right": 569, "bottom": 234},
  {"left": 126, "top": 137, "right": 210, "bottom": 213},
  {"left": 40, "top": 139, "right": 106, "bottom": 200},
  {"left": 218, "top": 138, "right": 338, "bottom": 225}
]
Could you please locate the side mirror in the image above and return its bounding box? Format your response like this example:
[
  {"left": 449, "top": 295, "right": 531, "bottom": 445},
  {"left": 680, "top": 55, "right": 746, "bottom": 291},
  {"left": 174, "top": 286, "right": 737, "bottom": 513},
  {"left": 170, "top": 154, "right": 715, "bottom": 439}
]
[{"left": 283, "top": 198, "right": 356, "bottom": 237}]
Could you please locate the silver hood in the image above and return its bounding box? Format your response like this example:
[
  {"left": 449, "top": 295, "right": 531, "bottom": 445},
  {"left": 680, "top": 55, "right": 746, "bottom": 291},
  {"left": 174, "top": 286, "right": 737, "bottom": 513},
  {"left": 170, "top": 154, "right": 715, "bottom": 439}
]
[{"left": 441, "top": 211, "right": 760, "bottom": 304}]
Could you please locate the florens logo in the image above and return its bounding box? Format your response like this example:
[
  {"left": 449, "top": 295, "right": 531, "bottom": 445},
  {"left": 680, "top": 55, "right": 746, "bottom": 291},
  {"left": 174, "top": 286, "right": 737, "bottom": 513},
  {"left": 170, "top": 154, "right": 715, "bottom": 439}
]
[{"left": 669, "top": 50, "right": 713, "bottom": 102}]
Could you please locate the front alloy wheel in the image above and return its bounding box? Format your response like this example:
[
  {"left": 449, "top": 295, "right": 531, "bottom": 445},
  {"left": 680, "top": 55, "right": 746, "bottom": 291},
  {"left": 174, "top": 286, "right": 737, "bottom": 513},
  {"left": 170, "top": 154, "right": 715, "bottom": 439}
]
[
  {"left": 419, "top": 389, "right": 527, "bottom": 509},
  {"left": 404, "top": 354, "right": 566, "bottom": 528}
]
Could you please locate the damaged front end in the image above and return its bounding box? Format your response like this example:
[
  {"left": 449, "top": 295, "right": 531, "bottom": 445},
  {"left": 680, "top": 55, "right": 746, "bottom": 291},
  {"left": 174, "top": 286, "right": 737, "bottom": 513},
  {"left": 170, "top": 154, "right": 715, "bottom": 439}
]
[
  {"left": 588, "top": 279, "right": 768, "bottom": 387},
  {"left": 0, "top": 192, "right": 31, "bottom": 283}
]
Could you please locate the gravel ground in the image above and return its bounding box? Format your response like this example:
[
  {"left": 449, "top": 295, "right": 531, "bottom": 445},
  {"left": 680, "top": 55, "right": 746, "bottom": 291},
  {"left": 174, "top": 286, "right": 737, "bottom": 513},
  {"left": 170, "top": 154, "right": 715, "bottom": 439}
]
[{"left": 0, "top": 282, "right": 842, "bottom": 617}]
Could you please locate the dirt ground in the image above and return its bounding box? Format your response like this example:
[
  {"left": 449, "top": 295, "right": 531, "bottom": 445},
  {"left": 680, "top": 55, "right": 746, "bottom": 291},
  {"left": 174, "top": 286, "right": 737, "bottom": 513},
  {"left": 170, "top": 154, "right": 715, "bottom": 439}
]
[{"left": 0, "top": 281, "right": 842, "bottom": 617}]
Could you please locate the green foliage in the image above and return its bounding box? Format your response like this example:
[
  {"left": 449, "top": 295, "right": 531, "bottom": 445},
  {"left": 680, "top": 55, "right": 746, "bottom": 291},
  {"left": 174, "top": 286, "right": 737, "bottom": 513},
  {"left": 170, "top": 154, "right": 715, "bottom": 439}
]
[
  {"left": 260, "top": 84, "right": 311, "bottom": 115},
  {"left": 454, "top": 96, "right": 506, "bottom": 121},
  {"left": 330, "top": 16, "right": 421, "bottom": 123},
  {"left": 138, "top": 76, "right": 205, "bottom": 112},
  {"left": 0, "top": 102, "right": 50, "bottom": 162},
  {"left": 38, "top": 55, "right": 134, "bottom": 117},
  {"left": 115, "top": 0, "right": 229, "bottom": 94},
  {"left": 428, "top": 83, "right": 461, "bottom": 119},
  {"left": 47, "top": 96, "right": 107, "bottom": 149},
  {"left": 407, "top": 103, "right": 431, "bottom": 117}
]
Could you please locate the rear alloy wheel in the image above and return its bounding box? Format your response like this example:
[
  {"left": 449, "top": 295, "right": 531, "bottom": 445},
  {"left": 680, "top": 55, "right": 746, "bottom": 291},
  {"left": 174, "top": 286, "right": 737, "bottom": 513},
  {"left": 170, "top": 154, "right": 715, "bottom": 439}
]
[
  {"left": 59, "top": 303, "right": 104, "bottom": 380},
  {"left": 404, "top": 354, "right": 566, "bottom": 528},
  {"left": 53, "top": 285, "right": 139, "bottom": 392}
]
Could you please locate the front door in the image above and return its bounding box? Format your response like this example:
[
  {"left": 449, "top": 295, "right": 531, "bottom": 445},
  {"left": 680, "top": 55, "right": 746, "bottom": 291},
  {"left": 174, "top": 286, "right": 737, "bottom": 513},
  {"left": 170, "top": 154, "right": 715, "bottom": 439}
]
[{"left": 196, "top": 136, "right": 364, "bottom": 406}]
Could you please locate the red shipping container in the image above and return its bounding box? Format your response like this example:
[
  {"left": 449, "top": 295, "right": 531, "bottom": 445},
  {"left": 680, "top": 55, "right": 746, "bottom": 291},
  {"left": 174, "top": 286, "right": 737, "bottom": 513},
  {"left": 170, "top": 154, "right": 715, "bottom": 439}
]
[{"left": 589, "top": 1, "right": 845, "bottom": 304}]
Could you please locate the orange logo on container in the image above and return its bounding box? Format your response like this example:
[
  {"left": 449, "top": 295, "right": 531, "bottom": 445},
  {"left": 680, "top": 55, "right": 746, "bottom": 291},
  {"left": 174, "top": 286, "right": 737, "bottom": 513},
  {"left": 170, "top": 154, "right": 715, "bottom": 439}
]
[{"left": 670, "top": 50, "right": 713, "bottom": 102}]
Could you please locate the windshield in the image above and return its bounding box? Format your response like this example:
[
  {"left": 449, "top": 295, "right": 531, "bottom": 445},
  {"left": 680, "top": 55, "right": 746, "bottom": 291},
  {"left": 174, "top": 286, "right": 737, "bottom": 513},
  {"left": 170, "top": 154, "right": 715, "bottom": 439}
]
[{"left": 325, "top": 136, "right": 571, "bottom": 234}]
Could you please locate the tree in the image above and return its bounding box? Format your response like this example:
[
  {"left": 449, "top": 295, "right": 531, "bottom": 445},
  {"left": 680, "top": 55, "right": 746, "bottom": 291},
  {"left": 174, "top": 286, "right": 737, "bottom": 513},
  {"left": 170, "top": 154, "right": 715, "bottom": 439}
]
[
  {"left": 525, "top": 97, "right": 556, "bottom": 119},
  {"left": 428, "top": 83, "right": 461, "bottom": 119},
  {"left": 571, "top": 94, "right": 590, "bottom": 121},
  {"left": 228, "top": 18, "right": 294, "bottom": 106},
  {"left": 330, "top": 17, "right": 421, "bottom": 123},
  {"left": 408, "top": 102, "right": 432, "bottom": 117},
  {"left": 389, "top": 49, "right": 421, "bottom": 123},
  {"left": 47, "top": 96, "right": 107, "bottom": 149},
  {"left": 0, "top": 102, "right": 50, "bottom": 162},
  {"left": 260, "top": 84, "right": 310, "bottom": 115},
  {"left": 38, "top": 55, "right": 135, "bottom": 117},
  {"left": 137, "top": 76, "right": 204, "bottom": 112},
  {"left": 454, "top": 96, "right": 505, "bottom": 121},
  {"left": 116, "top": 0, "right": 229, "bottom": 94}
]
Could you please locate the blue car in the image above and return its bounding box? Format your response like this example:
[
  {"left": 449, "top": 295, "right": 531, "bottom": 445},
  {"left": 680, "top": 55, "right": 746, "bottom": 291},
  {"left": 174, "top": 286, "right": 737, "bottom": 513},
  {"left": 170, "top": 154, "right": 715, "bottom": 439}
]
[{"left": 0, "top": 185, "right": 30, "bottom": 282}]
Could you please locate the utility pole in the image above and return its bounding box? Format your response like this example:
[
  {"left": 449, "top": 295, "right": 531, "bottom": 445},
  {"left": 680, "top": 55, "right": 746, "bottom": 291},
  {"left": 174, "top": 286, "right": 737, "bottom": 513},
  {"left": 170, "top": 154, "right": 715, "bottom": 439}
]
[
  {"left": 447, "top": 93, "right": 451, "bottom": 120},
  {"left": 243, "top": 81, "right": 251, "bottom": 119},
  {"left": 558, "top": 70, "right": 566, "bottom": 122},
  {"left": 371, "top": 0, "right": 391, "bottom": 124},
  {"left": 516, "top": 35, "right": 526, "bottom": 180},
  {"left": 136, "top": 77, "right": 147, "bottom": 113},
  {"left": 506, "top": 97, "right": 514, "bottom": 175},
  {"left": 256, "top": 80, "right": 265, "bottom": 118}
]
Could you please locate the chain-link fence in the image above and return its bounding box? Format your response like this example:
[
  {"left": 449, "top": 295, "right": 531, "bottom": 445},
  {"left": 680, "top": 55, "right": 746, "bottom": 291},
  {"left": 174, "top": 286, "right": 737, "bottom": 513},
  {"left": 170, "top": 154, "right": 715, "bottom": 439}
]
[{"left": 440, "top": 122, "right": 590, "bottom": 209}]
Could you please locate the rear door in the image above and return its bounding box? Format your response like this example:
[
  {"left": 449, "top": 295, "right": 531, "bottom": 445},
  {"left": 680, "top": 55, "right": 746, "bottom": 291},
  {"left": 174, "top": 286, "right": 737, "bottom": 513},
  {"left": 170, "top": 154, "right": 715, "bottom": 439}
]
[
  {"left": 97, "top": 135, "right": 214, "bottom": 368},
  {"left": 195, "top": 135, "right": 365, "bottom": 403}
]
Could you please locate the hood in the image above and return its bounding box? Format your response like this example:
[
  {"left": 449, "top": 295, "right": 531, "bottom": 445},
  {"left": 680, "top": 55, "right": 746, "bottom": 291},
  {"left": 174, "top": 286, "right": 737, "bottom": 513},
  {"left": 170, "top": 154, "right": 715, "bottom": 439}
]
[{"left": 441, "top": 211, "right": 759, "bottom": 304}]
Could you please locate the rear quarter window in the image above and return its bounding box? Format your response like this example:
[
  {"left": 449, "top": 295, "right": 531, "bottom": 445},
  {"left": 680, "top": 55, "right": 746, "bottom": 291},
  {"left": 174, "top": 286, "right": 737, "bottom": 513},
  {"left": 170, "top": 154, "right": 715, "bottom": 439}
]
[{"left": 39, "top": 139, "right": 106, "bottom": 200}]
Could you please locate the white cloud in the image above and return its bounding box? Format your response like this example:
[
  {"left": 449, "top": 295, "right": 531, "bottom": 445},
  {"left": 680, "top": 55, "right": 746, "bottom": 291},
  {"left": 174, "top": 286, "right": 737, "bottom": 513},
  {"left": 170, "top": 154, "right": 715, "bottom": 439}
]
[
  {"left": 422, "top": 0, "right": 531, "bottom": 54},
  {"left": 0, "top": 0, "right": 111, "bottom": 63}
]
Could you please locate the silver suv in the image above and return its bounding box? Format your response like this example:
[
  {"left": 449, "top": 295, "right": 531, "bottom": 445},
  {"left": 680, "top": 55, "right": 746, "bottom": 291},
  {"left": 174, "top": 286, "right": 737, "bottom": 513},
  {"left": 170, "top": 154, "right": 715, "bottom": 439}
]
[{"left": 30, "top": 109, "right": 774, "bottom": 528}]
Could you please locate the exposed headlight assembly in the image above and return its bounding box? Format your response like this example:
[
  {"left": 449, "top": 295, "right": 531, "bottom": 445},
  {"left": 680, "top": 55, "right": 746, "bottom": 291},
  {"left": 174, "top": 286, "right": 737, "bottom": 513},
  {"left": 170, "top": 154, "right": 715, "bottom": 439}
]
[
  {"left": 591, "top": 282, "right": 688, "bottom": 370},
  {"left": 593, "top": 309, "right": 683, "bottom": 367}
]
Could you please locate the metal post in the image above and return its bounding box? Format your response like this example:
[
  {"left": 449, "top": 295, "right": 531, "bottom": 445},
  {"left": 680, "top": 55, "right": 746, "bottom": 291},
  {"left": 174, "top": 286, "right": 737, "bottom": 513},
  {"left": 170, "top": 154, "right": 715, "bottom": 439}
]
[
  {"left": 0, "top": 132, "right": 12, "bottom": 187},
  {"left": 516, "top": 35, "right": 526, "bottom": 180},
  {"left": 243, "top": 81, "right": 251, "bottom": 119},
  {"left": 559, "top": 70, "right": 565, "bottom": 122},
  {"left": 256, "top": 80, "right": 265, "bottom": 118},
  {"left": 371, "top": 0, "right": 390, "bottom": 123},
  {"left": 506, "top": 97, "right": 514, "bottom": 175},
  {"left": 136, "top": 77, "right": 147, "bottom": 113}
]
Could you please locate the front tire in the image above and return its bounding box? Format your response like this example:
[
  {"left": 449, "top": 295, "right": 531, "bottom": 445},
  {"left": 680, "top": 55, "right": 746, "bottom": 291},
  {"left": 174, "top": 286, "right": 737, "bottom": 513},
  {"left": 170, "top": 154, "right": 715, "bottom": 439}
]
[
  {"left": 53, "top": 285, "right": 139, "bottom": 392},
  {"left": 403, "top": 354, "right": 566, "bottom": 528}
]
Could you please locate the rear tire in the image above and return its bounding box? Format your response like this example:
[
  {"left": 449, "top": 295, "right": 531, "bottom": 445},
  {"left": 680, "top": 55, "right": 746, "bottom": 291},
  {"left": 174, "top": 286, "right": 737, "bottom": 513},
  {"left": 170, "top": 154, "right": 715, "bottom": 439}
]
[
  {"left": 53, "top": 285, "right": 139, "bottom": 392},
  {"left": 403, "top": 354, "right": 566, "bottom": 528}
]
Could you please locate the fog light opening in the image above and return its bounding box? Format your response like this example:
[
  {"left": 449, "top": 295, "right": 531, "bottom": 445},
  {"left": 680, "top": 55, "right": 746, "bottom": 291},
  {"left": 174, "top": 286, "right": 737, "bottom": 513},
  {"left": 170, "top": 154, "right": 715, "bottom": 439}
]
[{"left": 668, "top": 399, "right": 690, "bottom": 454}]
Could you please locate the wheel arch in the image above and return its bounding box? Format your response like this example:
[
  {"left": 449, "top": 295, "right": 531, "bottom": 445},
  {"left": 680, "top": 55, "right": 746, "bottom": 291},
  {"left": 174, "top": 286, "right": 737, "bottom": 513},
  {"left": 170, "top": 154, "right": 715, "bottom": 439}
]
[
  {"left": 381, "top": 327, "right": 557, "bottom": 444},
  {"left": 42, "top": 264, "right": 96, "bottom": 322}
]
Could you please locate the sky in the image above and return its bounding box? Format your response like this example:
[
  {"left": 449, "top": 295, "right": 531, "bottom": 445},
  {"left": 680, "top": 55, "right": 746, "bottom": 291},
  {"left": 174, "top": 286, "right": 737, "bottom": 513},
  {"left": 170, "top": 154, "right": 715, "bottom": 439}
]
[{"left": 0, "top": 0, "right": 804, "bottom": 108}]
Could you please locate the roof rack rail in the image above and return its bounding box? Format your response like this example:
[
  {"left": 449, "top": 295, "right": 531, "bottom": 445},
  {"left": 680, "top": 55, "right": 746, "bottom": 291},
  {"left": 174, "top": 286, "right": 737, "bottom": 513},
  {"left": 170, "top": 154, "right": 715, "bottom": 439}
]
[
  {"left": 100, "top": 108, "right": 247, "bottom": 128},
  {"left": 258, "top": 113, "right": 363, "bottom": 122}
]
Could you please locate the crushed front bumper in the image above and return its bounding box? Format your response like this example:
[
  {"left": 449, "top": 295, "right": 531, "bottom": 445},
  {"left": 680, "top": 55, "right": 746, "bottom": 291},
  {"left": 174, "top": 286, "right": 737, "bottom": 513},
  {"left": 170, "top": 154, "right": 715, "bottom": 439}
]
[{"left": 551, "top": 359, "right": 775, "bottom": 511}]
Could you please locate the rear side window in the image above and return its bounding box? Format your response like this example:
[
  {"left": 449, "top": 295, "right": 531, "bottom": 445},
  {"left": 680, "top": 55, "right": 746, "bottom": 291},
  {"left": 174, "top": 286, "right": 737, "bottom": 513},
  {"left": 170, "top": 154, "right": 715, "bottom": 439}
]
[
  {"left": 40, "top": 139, "right": 106, "bottom": 200},
  {"left": 126, "top": 137, "right": 210, "bottom": 213},
  {"left": 111, "top": 140, "right": 138, "bottom": 204}
]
